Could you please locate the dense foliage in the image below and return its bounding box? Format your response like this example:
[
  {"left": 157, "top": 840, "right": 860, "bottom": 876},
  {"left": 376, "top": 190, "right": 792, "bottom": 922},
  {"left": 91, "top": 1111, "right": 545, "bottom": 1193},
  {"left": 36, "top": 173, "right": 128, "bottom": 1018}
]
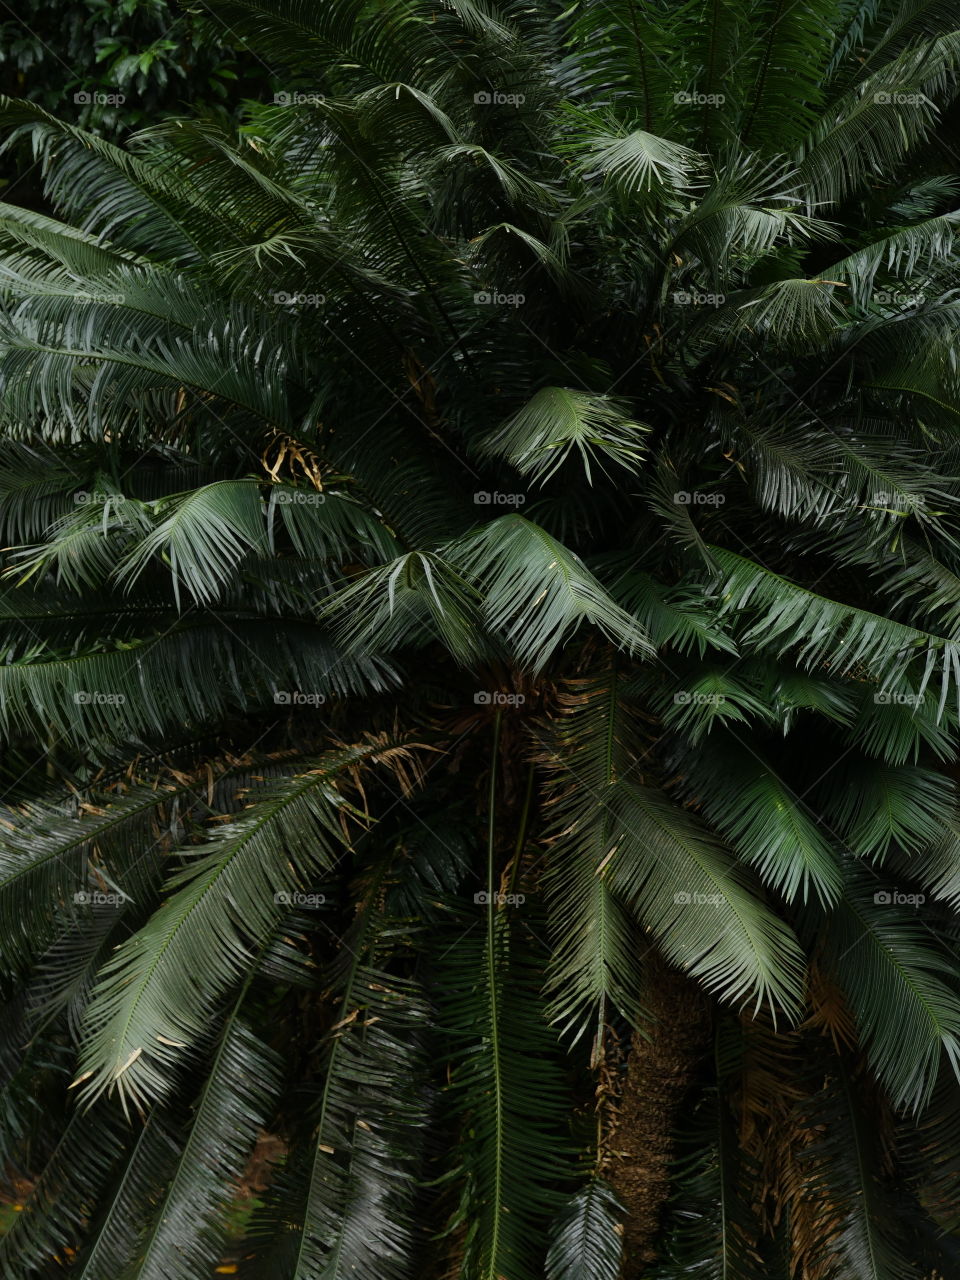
[
  {"left": 0, "top": 0, "right": 244, "bottom": 137},
  {"left": 2, "top": 0, "right": 960, "bottom": 1276}
]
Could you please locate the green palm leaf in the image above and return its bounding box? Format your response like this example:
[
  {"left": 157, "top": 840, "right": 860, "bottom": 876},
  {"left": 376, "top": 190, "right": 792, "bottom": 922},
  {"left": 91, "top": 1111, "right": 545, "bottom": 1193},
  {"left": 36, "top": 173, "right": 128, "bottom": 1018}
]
[
  {"left": 448, "top": 515, "right": 652, "bottom": 672},
  {"left": 546, "top": 1180, "right": 624, "bottom": 1280},
  {"left": 76, "top": 743, "right": 414, "bottom": 1109},
  {"left": 479, "top": 387, "right": 649, "bottom": 485}
]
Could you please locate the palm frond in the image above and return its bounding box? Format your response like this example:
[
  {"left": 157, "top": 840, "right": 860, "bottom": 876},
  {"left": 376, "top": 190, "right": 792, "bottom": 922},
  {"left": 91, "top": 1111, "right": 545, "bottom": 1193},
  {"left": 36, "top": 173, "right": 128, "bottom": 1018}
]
[
  {"left": 707, "top": 546, "right": 960, "bottom": 717},
  {"left": 440, "top": 912, "right": 573, "bottom": 1280},
  {"left": 448, "top": 515, "right": 652, "bottom": 672},
  {"left": 546, "top": 1179, "right": 624, "bottom": 1280},
  {"left": 809, "top": 862, "right": 960, "bottom": 1111},
  {"left": 605, "top": 783, "right": 807, "bottom": 1021},
  {"left": 479, "top": 387, "right": 649, "bottom": 485},
  {"left": 76, "top": 741, "right": 419, "bottom": 1110}
]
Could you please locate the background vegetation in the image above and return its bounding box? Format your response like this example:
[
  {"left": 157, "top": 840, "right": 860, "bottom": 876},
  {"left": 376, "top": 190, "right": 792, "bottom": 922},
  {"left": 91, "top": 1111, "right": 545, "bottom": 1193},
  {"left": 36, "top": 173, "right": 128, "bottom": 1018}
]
[{"left": 1, "top": 1, "right": 960, "bottom": 1277}]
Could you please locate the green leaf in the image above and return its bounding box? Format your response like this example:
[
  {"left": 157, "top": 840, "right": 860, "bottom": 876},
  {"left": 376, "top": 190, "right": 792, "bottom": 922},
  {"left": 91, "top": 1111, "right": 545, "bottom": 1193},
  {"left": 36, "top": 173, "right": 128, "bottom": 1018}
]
[
  {"left": 605, "top": 783, "right": 806, "bottom": 1021},
  {"left": 76, "top": 744, "right": 405, "bottom": 1110},
  {"left": 546, "top": 1180, "right": 624, "bottom": 1280},
  {"left": 448, "top": 516, "right": 652, "bottom": 673},
  {"left": 480, "top": 387, "right": 649, "bottom": 485},
  {"left": 811, "top": 862, "right": 960, "bottom": 1111}
]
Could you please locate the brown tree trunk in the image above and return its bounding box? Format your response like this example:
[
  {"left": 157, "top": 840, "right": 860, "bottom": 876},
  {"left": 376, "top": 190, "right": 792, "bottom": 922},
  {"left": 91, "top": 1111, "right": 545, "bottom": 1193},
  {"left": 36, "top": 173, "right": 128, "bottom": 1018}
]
[{"left": 605, "top": 953, "right": 711, "bottom": 1276}]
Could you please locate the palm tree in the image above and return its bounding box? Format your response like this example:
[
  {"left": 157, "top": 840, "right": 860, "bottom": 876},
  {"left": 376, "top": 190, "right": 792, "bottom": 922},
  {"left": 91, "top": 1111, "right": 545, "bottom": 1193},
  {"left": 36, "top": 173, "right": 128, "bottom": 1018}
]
[{"left": 2, "top": 0, "right": 960, "bottom": 1275}]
